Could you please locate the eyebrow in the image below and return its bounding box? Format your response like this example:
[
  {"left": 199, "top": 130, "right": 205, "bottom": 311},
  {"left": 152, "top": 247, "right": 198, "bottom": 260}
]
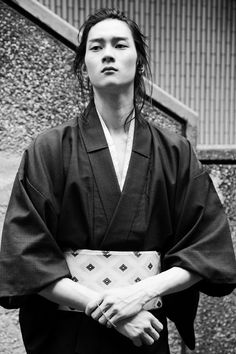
[{"left": 88, "top": 36, "right": 129, "bottom": 43}]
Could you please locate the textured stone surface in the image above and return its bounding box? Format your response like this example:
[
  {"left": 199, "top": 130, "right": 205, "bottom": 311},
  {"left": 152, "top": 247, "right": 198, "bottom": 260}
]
[
  {"left": 0, "top": 2, "right": 235, "bottom": 354},
  {"left": 198, "top": 148, "right": 236, "bottom": 161},
  {"left": 0, "top": 152, "right": 21, "bottom": 236},
  {"left": 0, "top": 2, "right": 182, "bottom": 156},
  {"left": 0, "top": 307, "right": 25, "bottom": 354}
]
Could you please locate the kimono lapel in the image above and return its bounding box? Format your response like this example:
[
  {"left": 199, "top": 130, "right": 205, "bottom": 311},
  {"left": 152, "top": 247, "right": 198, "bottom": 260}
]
[
  {"left": 100, "top": 117, "right": 152, "bottom": 248},
  {"left": 79, "top": 102, "right": 152, "bottom": 249},
  {"left": 79, "top": 102, "right": 121, "bottom": 224}
]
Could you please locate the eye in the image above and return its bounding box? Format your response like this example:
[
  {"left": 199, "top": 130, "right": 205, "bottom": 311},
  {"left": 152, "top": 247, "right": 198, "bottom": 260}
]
[
  {"left": 90, "top": 45, "right": 102, "bottom": 51},
  {"left": 115, "top": 43, "right": 128, "bottom": 49}
]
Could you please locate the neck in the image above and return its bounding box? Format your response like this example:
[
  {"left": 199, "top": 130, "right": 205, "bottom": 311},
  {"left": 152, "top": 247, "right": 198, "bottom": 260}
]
[{"left": 93, "top": 88, "right": 134, "bottom": 132}]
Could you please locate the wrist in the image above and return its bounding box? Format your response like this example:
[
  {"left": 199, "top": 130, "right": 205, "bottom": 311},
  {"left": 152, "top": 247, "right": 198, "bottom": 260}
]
[
  {"left": 133, "top": 280, "right": 156, "bottom": 307},
  {"left": 140, "top": 277, "right": 161, "bottom": 305}
]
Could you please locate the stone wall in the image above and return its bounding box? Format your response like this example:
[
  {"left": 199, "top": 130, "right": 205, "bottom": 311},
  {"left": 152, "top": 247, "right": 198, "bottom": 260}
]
[{"left": 0, "top": 1, "right": 235, "bottom": 353}]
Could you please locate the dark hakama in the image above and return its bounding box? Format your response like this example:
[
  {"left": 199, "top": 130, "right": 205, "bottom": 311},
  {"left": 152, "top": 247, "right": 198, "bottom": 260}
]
[{"left": 0, "top": 102, "right": 235, "bottom": 353}]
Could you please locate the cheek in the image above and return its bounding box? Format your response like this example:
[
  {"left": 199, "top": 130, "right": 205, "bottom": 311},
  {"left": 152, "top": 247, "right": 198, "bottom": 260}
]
[
  {"left": 84, "top": 54, "right": 91, "bottom": 71},
  {"left": 124, "top": 54, "right": 137, "bottom": 76},
  {"left": 123, "top": 48, "right": 137, "bottom": 67},
  {"left": 84, "top": 56, "right": 97, "bottom": 79}
]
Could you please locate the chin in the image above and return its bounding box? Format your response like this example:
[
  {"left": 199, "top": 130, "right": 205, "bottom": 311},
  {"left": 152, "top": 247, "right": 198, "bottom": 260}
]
[{"left": 95, "top": 80, "right": 134, "bottom": 93}]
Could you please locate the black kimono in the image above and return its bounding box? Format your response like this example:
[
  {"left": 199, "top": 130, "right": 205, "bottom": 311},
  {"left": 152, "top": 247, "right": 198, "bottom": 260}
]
[{"left": 0, "top": 101, "right": 235, "bottom": 354}]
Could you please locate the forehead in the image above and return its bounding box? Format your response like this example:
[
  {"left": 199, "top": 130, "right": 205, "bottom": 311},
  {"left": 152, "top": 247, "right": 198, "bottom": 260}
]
[{"left": 87, "top": 19, "right": 134, "bottom": 41}]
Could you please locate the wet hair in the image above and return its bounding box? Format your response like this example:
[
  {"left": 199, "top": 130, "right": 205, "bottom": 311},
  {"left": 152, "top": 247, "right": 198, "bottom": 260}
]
[{"left": 73, "top": 8, "right": 152, "bottom": 116}]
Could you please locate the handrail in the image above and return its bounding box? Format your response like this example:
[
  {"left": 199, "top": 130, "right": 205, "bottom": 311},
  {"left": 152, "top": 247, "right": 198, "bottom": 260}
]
[
  {"left": 145, "top": 78, "right": 198, "bottom": 143},
  {"left": 10, "top": 0, "right": 78, "bottom": 47}
]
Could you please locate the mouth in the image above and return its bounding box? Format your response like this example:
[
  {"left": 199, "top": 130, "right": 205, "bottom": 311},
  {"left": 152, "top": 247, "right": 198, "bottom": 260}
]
[{"left": 101, "top": 67, "right": 118, "bottom": 73}]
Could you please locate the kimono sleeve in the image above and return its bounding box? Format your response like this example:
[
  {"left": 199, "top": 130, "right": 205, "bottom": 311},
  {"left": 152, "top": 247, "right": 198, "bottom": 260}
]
[
  {"left": 163, "top": 141, "right": 236, "bottom": 296},
  {"left": 160, "top": 140, "right": 236, "bottom": 349},
  {"left": 0, "top": 141, "right": 71, "bottom": 309}
]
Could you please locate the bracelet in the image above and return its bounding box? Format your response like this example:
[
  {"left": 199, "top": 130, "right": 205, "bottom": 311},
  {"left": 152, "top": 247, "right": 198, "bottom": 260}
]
[{"left": 97, "top": 303, "right": 117, "bottom": 329}]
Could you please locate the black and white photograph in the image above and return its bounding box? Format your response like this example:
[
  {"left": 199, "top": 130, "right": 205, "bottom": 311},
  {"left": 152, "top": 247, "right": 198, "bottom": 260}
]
[{"left": 0, "top": 1, "right": 235, "bottom": 353}]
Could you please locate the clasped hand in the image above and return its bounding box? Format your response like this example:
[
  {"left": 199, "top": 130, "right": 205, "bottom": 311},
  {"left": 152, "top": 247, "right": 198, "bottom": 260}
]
[
  {"left": 85, "top": 285, "right": 146, "bottom": 325},
  {"left": 85, "top": 285, "right": 163, "bottom": 346}
]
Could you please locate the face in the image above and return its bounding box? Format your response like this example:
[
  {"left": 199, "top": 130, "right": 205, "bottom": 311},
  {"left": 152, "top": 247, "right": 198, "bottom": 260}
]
[{"left": 84, "top": 19, "right": 138, "bottom": 93}]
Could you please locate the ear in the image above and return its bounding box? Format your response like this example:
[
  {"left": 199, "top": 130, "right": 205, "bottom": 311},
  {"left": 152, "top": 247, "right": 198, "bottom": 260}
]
[
  {"left": 136, "top": 58, "right": 144, "bottom": 75},
  {"left": 136, "top": 57, "right": 142, "bottom": 66},
  {"left": 82, "top": 63, "right": 89, "bottom": 79},
  {"left": 82, "top": 63, "right": 87, "bottom": 73}
]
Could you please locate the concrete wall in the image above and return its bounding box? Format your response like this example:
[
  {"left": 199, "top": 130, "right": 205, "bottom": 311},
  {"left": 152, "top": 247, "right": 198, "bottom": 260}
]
[{"left": 0, "top": 1, "right": 235, "bottom": 353}]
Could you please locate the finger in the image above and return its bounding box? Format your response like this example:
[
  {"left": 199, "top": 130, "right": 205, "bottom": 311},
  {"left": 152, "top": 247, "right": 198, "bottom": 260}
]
[
  {"left": 105, "top": 307, "right": 127, "bottom": 325},
  {"left": 151, "top": 318, "right": 163, "bottom": 332},
  {"left": 85, "top": 299, "right": 102, "bottom": 316},
  {"left": 141, "top": 333, "right": 155, "bottom": 346},
  {"left": 145, "top": 327, "right": 160, "bottom": 342},
  {"left": 98, "top": 314, "right": 108, "bottom": 326},
  {"left": 106, "top": 319, "right": 117, "bottom": 329},
  {"left": 105, "top": 314, "right": 115, "bottom": 328},
  {"left": 98, "top": 307, "right": 117, "bottom": 326},
  {"left": 99, "top": 313, "right": 117, "bottom": 328},
  {"left": 90, "top": 306, "right": 105, "bottom": 321},
  {"left": 106, "top": 320, "right": 112, "bottom": 328},
  {"left": 107, "top": 313, "right": 121, "bottom": 325},
  {"left": 100, "top": 307, "right": 118, "bottom": 325},
  {"left": 91, "top": 302, "right": 114, "bottom": 323}
]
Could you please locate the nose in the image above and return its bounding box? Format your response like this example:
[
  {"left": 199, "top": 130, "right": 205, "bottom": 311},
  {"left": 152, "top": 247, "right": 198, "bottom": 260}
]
[
  {"left": 102, "top": 45, "right": 115, "bottom": 63},
  {"left": 102, "top": 55, "right": 115, "bottom": 63}
]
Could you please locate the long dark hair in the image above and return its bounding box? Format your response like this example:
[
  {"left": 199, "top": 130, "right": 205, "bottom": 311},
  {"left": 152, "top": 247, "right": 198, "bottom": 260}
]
[{"left": 73, "top": 8, "right": 152, "bottom": 115}]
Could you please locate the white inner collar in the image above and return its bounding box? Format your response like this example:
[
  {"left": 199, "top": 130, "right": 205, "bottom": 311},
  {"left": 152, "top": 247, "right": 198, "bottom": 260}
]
[{"left": 97, "top": 109, "right": 135, "bottom": 191}]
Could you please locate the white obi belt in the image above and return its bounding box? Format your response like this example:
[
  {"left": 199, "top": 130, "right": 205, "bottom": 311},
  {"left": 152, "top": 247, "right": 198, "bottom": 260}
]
[{"left": 59, "top": 249, "right": 162, "bottom": 311}]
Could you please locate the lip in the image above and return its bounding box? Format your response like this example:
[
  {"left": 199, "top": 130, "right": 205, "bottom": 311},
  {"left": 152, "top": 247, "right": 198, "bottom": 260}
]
[{"left": 101, "top": 66, "right": 118, "bottom": 73}]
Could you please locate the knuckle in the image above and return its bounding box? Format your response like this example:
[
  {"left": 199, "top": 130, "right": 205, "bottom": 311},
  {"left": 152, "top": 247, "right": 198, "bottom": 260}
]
[
  {"left": 133, "top": 331, "right": 142, "bottom": 340},
  {"left": 85, "top": 304, "right": 92, "bottom": 314},
  {"left": 112, "top": 305, "right": 119, "bottom": 314},
  {"left": 118, "top": 308, "right": 124, "bottom": 317},
  {"left": 107, "top": 295, "right": 115, "bottom": 303}
]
